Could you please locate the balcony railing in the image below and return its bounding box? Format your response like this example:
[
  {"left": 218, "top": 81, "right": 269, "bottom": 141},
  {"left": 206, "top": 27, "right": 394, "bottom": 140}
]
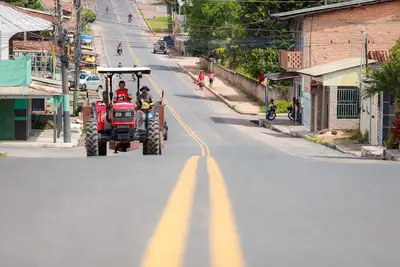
[{"left": 279, "top": 50, "right": 302, "bottom": 71}]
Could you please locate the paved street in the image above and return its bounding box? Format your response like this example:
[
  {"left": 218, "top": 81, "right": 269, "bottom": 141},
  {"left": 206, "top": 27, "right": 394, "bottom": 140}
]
[{"left": 1, "top": 0, "right": 400, "bottom": 266}]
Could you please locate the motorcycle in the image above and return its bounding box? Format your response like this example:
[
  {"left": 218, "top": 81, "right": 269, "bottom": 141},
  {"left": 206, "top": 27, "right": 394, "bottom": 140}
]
[
  {"left": 117, "top": 48, "right": 122, "bottom": 55},
  {"left": 128, "top": 16, "right": 132, "bottom": 23}
]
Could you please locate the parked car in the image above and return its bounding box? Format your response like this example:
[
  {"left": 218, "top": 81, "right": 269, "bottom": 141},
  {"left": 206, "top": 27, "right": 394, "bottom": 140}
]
[
  {"left": 68, "top": 70, "right": 91, "bottom": 83},
  {"left": 79, "top": 73, "right": 103, "bottom": 92},
  {"left": 162, "top": 35, "right": 174, "bottom": 48},
  {"left": 153, "top": 40, "right": 169, "bottom": 55}
]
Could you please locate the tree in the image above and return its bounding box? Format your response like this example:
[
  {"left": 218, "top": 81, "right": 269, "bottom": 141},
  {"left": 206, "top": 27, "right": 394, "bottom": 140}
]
[
  {"left": 363, "top": 41, "right": 400, "bottom": 114},
  {"left": 5, "top": 0, "right": 44, "bottom": 10}
]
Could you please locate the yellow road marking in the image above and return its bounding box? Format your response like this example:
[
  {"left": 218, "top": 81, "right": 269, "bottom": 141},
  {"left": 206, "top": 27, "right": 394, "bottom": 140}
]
[
  {"left": 124, "top": 36, "right": 210, "bottom": 157},
  {"left": 140, "top": 156, "right": 199, "bottom": 267},
  {"left": 207, "top": 156, "right": 247, "bottom": 267},
  {"left": 110, "top": 0, "right": 121, "bottom": 23}
]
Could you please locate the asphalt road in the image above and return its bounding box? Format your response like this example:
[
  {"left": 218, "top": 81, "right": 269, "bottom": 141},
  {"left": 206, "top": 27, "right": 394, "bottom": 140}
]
[{"left": 1, "top": 1, "right": 400, "bottom": 267}]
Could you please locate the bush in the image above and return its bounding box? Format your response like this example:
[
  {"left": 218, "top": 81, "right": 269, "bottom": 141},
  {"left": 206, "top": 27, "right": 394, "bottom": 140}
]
[
  {"left": 384, "top": 134, "right": 397, "bottom": 149},
  {"left": 82, "top": 11, "right": 96, "bottom": 23},
  {"left": 275, "top": 99, "right": 290, "bottom": 113}
]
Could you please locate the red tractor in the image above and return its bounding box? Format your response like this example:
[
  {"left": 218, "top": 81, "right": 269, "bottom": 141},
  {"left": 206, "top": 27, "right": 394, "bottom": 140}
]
[{"left": 85, "top": 67, "right": 168, "bottom": 156}]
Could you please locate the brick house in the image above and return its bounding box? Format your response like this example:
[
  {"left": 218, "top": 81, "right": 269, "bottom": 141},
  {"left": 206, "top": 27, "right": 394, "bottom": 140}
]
[{"left": 272, "top": 0, "right": 400, "bottom": 132}]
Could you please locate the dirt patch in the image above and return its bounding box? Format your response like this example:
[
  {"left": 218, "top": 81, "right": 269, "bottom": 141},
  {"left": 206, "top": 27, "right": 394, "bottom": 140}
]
[{"left": 309, "top": 129, "right": 357, "bottom": 142}]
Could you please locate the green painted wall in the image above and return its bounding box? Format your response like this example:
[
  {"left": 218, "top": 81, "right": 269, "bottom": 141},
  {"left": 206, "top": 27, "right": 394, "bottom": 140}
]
[
  {"left": 14, "top": 99, "right": 28, "bottom": 140},
  {"left": 0, "top": 100, "right": 14, "bottom": 140},
  {"left": 0, "top": 56, "right": 32, "bottom": 86}
]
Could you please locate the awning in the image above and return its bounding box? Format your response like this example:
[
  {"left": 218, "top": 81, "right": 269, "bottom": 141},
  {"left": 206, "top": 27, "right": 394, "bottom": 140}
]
[
  {"left": 297, "top": 57, "right": 378, "bottom": 77},
  {"left": 264, "top": 72, "right": 299, "bottom": 81},
  {"left": 0, "top": 2, "right": 52, "bottom": 60},
  {"left": 0, "top": 77, "right": 62, "bottom": 99},
  {"left": 81, "top": 51, "right": 98, "bottom": 56}
]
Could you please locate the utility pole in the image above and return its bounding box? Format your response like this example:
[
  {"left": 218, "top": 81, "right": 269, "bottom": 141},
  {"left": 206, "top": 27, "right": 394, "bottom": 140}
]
[
  {"left": 73, "top": 0, "right": 82, "bottom": 115},
  {"left": 56, "top": 0, "right": 71, "bottom": 143}
]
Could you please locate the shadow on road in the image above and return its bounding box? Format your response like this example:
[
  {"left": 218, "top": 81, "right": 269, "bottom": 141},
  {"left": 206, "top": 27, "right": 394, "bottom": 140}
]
[
  {"left": 146, "top": 65, "right": 184, "bottom": 73},
  {"left": 209, "top": 117, "right": 260, "bottom": 127},
  {"left": 309, "top": 155, "right": 364, "bottom": 160},
  {"left": 174, "top": 94, "right": 219, "bottom": 102}
]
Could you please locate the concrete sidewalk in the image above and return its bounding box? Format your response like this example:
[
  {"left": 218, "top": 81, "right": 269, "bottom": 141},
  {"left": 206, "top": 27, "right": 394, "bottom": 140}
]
[
  {"left": 177, "top": 61, "right": 262, "bottom": 115},
  {"left": 0, "top": 129, "right": 82, "bottom": 148},
  {"left": 258, "top": 117, "right": 365, "bottom": 157}
]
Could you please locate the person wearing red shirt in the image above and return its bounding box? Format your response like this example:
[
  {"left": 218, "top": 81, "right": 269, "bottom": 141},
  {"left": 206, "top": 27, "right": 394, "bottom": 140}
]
[
  {"left": 114, "top": 80, "right": 131, "bottom": 102},
  {"left": 197, "top": 70, "right": 205, "bottom": 90}
]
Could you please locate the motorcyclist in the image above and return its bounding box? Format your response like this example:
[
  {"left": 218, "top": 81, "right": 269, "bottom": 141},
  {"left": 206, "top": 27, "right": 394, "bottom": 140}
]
[
  {"left": 117, "top": 43, "right": 122, "bottom": 55},
  {"left": 268, "top": 99, "right": 276, "bottom": 112},
  {"left": 137, "top": 86, "right": 154, "bottom": 110},
  {"left": 128, "top": 12, "right": 133, "bottom": 22},
  {"left": 106, "top": 6, "right": 109, "bottom": 14}
]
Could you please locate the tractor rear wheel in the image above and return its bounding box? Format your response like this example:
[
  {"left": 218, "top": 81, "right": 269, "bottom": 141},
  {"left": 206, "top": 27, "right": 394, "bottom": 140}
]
[
  {"left": 85, "top": 117, "right": 99, "bottom": 156},
  {"left": 143, "top": 115, "right": 160, "bottom": 155}
]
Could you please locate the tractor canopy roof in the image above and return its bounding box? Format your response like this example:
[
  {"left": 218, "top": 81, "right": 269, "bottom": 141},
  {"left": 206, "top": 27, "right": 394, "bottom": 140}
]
[{"left": 97, "top": 67, "right": 151, "bottom": 75}]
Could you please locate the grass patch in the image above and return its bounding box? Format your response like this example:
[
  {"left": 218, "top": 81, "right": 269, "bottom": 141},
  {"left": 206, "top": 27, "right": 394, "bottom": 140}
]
[
  {"left": 0, "top": 152, "right": 7, "bottom": 157},
  {"left": 304, "top": 135, "right": 328, "bottom": 145},
  {"left": 147, "top": 16, "right": 172, "bottom": 33}
]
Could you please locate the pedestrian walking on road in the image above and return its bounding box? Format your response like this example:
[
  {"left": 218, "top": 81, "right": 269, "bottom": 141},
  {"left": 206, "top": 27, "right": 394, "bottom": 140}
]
[
  {"left": 208, "top": 72, "right": 214, "bottom": 88},
  {"left": 197, "top": 70, "right": 205, "bottom": 90}
]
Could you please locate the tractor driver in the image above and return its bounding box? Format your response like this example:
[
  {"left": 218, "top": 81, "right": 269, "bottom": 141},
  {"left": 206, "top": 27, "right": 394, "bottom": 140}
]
[
  {"left": 137, "top": 86, "right": 154, "bottom": 110},
  {"left": 114, "top": 80, "right": 131, "bottom": 102}
]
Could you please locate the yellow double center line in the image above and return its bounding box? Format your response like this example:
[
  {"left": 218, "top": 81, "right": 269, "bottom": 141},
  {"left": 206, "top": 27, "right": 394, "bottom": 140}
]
[
  {"left": 125, "top": 36, "right": 209, "bottom": 157},
  {"left": 108, "top": 2, "right": 246, "bottom": 266}
]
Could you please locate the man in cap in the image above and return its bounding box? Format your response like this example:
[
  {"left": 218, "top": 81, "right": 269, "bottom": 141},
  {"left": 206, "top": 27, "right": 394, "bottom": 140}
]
[{"left": 137, "top": 86, "right": 154, "bottom": 110}]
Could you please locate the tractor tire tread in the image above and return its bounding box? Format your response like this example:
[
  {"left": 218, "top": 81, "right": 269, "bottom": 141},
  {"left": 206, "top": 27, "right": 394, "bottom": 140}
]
[
  {"left": 143, "top": 115, "right": 160, "bottom": 155},
  {"left": 85, "top": 117, "right": 99, "bottom": 156}
]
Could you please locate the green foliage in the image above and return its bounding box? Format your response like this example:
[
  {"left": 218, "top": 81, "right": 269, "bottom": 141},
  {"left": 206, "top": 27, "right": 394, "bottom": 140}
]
[
  {"left": 384, "top": 134, "right": 397, "bottom": 149},
  {"left": 5, "top": 0, "right": 44, "bottom": 10},
  {"left": 275, "top": 99, "right": 291, "bottom": 113},
  {"left": 44, "top": 120, "right": 54, "bottom": 130},
  {"left": 82, "top": 10, "right": 97, "bottom": 24},
  {"left": 185, "top": 0, "right": 324, "bottom": 79},
  {"left": 147, "top": 16, "right": 172, "bottom": 33},
  {"left": 363, "top": 41, "right": 400, "bottom": 108}
]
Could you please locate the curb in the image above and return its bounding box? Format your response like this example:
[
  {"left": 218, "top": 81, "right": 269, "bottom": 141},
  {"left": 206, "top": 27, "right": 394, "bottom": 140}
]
[
  {"left": 132, "top": 0, "right": 156, "bottom": 36},
  {"left": 258, "top": 119, "right": 362, "bottom": 157},
  {"left": 176, "top": 63, "right": 259, "bottom": 116}
]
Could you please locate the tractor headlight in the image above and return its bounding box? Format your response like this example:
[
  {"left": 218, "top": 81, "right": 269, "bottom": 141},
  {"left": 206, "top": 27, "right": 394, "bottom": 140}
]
[
  {"left": 115, "top": 112, "right": 122, "bottom": 117},
  {"left": 125, "top": 112, "right": 132, "bottom": 117}
]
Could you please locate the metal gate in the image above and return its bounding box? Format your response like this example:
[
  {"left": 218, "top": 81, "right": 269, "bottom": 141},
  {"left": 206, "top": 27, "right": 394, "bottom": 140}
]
[{"left": 14, "top": 51, "right": 53, "bottom": 78}]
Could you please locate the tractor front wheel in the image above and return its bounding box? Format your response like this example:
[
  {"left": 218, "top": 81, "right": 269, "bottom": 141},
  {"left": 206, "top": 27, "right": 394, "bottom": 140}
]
[
  {"left": 143, "top": 115, "right": 160, "bottom": 155},
  {"left": 85, "top": 117, "right": 99, "bottom": 156}
]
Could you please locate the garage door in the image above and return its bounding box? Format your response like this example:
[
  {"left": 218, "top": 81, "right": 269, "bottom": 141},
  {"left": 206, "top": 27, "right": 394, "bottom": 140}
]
[{"left": 0, "top": 99, "right": 14, "bottom": 140}]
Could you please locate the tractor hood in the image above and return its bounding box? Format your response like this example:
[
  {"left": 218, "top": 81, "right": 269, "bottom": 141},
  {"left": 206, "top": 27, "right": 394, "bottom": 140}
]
[{"left": 113, "top": 102, "right": 136, "bottom": 110}]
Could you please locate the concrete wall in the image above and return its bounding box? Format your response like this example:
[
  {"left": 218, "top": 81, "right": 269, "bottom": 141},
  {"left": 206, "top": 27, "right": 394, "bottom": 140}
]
[
  {"left": 328, "top": 86, "right": 359, "bottom": 130},
  {"left": 199, "top": 57, "right": 290, "bottom": 103},
  {"left": 323, "top": 67, "right": 361, "bottom": 87},
  {"left": 301, "top": 1, "right": 400, "bottom": 68},
  {"left": 0, "top": 56, "right": 32, "bottom": 86}
]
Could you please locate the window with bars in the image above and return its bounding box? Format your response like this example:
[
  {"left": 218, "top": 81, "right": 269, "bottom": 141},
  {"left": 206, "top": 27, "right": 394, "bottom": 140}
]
[{"left": 337, "top": 86, "right": 360, "bottom": 119}]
